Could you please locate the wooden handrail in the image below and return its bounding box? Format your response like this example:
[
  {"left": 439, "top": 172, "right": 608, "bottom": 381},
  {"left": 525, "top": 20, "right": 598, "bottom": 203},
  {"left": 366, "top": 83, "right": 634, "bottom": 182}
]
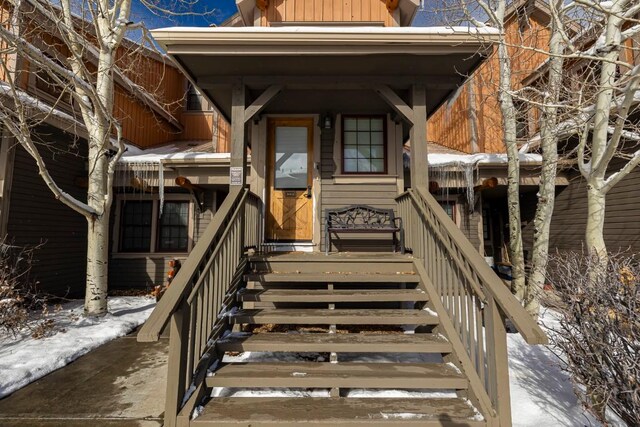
[
  {"left": 400, "top": 187, "right": 547, "bottom": 345},
  {"left": 137, "top": 187, "right": 245, "bottom": 343}
]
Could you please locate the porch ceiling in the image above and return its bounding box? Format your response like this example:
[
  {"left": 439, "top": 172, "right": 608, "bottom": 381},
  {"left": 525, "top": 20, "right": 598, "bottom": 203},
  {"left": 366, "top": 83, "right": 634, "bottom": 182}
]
[{"left": 152, "top": 26, "right": 498, "bottom": 122}]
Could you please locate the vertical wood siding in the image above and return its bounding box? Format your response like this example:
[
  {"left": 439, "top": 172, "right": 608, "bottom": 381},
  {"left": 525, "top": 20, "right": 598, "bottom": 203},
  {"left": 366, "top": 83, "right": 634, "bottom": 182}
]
[
  {"left": 427, "top": 10, "right": 551, "bottom": 154},
  {"left": 260, "top": 0, "right": 395, "bottom": 26},
  {"left": 6, "top": 132, "right": 88, "bottom": 296}
]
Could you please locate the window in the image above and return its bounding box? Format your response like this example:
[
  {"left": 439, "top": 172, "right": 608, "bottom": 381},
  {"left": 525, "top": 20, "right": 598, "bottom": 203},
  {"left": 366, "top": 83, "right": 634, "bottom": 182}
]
[
  {"left": 186, "top": 83, "right": 206, "bottom": 111},
  {"left": 342, "top": 116, "right": 386, "bottom": 174},
  {"left": 117, "top": 198, "right": 191, "bottom": 253},
  {"left": 120, "top": 201, "right": 153, "bottom": 252},
  {"left": 439, "top": 201, "right": 456, "bottom": 224},
  {"left": 157, "top": 201, "right": 189, "bottom": 252}
]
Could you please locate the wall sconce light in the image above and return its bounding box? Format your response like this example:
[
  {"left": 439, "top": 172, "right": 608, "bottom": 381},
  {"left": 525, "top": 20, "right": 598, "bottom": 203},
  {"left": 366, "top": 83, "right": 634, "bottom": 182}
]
[{"left": 323, "top": 113, "right": 333, "bottom": 129}]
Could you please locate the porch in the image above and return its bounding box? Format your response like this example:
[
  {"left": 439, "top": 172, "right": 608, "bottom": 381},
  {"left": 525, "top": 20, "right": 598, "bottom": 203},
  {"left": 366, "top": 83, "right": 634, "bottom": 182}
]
[{"left": 135, "top": 25, "right": 546, "bottom": 426}]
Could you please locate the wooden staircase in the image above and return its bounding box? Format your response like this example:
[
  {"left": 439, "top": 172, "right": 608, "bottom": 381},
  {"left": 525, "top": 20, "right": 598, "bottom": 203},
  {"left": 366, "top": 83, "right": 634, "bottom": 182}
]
[
  {"left": 137, "top": 188, "right": 547, "bottom": 427},
  {"left": 190, "top": 253, "right": 485, "bottom": 426}
]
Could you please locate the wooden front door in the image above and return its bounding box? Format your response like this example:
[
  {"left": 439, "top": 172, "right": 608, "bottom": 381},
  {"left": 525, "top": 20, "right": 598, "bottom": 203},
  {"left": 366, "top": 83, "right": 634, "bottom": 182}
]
[{"left": 266, "top": 118, "right": 314, "bottom": 242}]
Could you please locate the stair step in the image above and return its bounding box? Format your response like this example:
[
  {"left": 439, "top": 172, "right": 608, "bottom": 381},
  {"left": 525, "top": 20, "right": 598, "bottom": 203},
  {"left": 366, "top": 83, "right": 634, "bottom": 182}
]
[
  {"left": 245, "top": 273, "right": 420, "bottom": 283},
  {"left": 217, "top": 332, "right": 452, "bottom": 353},
  {"left": 229, "top": 309, "right": 438, "bottom": 325},
  {"left": 206, "top": 362, "right": 467, "bottom": 389},
  {"left": 249, "top": 253, "right": 415, "bottom": 274},
  {"left": 192, "top": 397, "right": 484, "bottom": 426},
  {"left": 239, "top": 289, "right": 428, "bottom": 303}
]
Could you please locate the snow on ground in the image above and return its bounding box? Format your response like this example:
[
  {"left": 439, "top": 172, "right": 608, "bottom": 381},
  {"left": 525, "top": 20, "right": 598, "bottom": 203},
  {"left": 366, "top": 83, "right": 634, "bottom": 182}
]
[
  {"left": 508, "top": 309, "right": 599, "bottom": 427},
  {"left": 0, "top": 296, "right": 155, "bottom": 398}
]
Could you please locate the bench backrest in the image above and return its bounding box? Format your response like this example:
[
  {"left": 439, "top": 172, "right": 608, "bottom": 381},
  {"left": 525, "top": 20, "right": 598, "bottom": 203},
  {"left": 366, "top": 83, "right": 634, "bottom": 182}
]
[{"left": 326, "top": 205, "right": 396, "bottom": 229}]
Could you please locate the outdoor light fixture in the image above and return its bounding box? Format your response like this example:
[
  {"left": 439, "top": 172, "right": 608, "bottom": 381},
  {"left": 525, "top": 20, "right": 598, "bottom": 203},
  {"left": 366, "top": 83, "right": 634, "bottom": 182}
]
[{"left": 323, "top": 113, "right": 333, "bottom": 129}]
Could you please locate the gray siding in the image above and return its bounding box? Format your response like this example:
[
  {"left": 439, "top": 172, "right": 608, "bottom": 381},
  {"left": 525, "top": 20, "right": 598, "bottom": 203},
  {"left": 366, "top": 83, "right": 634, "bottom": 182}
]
[
  {"left": 108, "top": 189, "right": 218, "bottom": 289},
  {"left": 7, "top": 132, "right": 88, "bottom": 296},
  {"left": 320, "top": 127, "right": 399, "bottom": 252},
  {"left": 546, "top": 167, "right": 640, "bottom": 253},
  {"left": 459, "top": 199, "right": 483, "bottom": 255}
]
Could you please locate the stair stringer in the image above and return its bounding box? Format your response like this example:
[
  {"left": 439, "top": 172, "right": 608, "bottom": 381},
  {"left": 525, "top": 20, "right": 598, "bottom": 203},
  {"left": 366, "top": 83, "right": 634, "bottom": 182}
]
[{"left": 413, "top": 260, "right": 499, "bottom": 427}]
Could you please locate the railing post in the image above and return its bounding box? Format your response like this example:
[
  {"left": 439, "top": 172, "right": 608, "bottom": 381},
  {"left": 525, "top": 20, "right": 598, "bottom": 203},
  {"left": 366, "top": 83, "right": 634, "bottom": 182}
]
[
  {"left": 486, "top": 297, "right": 512, "bottom": 427},
  {"left": 164, "top": 301, "right": 190, "bottom": 427}
]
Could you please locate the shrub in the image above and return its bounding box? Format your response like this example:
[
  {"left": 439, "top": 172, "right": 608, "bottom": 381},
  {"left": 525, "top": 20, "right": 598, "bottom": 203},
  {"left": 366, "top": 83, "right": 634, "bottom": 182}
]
[
  {"left": 544, "top": 251, "right": 640, "bottom": 426},
  {"left": 0, "top": 238, "right": 45, "bottom": 336}
]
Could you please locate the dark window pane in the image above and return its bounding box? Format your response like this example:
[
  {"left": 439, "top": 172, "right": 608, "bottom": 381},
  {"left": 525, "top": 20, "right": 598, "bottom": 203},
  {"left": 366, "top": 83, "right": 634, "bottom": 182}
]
[
  {"left": 120, "top": 201, "right": 152, "bottom": 252},
  {"left": 157, "top": 201, "right": 189, "bottom": 252}
]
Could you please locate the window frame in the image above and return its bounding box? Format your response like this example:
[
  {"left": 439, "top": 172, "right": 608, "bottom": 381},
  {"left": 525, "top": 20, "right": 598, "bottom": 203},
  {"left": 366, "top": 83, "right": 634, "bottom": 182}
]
[
  {"left": 113, "top": 194, "right": 194, "bottom": 257},
  {"left": 119, "top": 199, "right": 154, "bottom": 253},
  {"left": 340, "top": 114, "right": 388, "bottom": 175}
]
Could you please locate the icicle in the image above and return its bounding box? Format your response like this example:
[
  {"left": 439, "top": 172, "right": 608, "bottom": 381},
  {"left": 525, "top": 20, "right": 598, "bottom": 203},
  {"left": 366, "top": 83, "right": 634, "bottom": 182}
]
[{"left": 158, "top": 160, "right": 165, "bottom": 216}]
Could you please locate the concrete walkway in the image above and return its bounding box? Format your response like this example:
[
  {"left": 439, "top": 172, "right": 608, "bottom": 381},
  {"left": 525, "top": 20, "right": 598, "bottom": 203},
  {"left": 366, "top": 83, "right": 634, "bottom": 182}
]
[{"left": 0, "top": 331, "right": 168, "bottom": 427}]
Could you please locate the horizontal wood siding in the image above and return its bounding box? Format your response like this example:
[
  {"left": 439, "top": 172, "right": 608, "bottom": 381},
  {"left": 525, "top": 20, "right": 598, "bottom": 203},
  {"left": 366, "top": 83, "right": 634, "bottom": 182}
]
[
  {"left": 6, "top": 132, "right": 88, "bottom": 296},
  {"left": 261, "top": 0, "right": 395, "bottom": 26},
  {"left": 538, "top": 167, "right": 640, "bottom": 254},
  {"left": 109, "top": 190, "right": 218, "bottom": 289},
  {"left": 319, "top": 127, "right": 399, "bottom": 252}
]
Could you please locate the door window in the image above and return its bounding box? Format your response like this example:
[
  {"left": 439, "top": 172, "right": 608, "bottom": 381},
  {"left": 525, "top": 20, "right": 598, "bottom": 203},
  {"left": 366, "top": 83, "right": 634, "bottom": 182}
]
[{"left": 274, "top": 126, "right": 308, "bottom": 189}]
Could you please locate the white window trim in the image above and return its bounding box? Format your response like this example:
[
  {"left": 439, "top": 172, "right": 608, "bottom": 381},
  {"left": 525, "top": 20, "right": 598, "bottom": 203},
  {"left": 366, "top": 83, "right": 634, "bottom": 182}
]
[{"left": 112, "top": 194, "right": 195, "bottom": 258}]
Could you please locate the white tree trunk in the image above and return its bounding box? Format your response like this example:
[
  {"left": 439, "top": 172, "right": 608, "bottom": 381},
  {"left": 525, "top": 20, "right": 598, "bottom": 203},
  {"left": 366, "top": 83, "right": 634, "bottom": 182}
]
[
  {"left": 585, "top": 182, "right": 607, "bottom": 259},
  {"left": 497, "top": 39, "right": 526, "bottom": 300},
  {"left": 524, "top": 6, "right": 563, "bottom": 317},
  {"left": 84, "top": 211, "right": 110, "bottom": 316}
]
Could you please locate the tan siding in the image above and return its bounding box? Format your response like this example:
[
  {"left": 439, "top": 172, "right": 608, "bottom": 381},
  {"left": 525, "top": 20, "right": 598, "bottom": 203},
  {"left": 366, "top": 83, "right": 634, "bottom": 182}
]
[
  {"left": 319, "top": 127, "right": 399, "bottom": 252},
  {"left": 260, "top": 0, "right": 395, "bottom": 26},
  {"left": 6, "top": 131, "right": 88, "bottom": 296}
]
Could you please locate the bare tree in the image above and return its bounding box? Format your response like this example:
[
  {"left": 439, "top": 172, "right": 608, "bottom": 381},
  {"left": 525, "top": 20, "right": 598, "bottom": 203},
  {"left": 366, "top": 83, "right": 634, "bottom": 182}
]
[
  {"left": 0, "top": 0, "right": 197, "bottom": 315},
  {"left": 565, "top": 0, "right": 640, "bottom": 260},
  {"left": 439, "top": 0, "right": 564, "bottom": 312}
]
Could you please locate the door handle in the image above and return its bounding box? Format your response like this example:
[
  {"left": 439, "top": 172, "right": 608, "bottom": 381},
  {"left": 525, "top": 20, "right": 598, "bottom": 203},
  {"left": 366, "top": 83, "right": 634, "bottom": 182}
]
[{"left": 305, "top": 185, "right": 312, "bottom": 199}]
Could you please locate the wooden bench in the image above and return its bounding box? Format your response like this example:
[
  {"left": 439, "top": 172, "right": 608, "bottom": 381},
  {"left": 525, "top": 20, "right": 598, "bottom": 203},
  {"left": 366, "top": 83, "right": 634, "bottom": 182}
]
[{"left": 325, "top": 205, "right": 405, "bottom": 254}]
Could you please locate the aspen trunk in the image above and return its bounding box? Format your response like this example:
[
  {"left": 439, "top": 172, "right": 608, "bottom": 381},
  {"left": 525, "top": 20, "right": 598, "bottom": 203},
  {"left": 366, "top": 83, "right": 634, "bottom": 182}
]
[
  {"left": 496, "top": 39, "right": 526, "bottom": 301},
  {"left": 585, "top": 183, "right": 607, "bottom": 259},
  {"left": 84, "top": 137, "right": 110, "bottom": 316},
  {"left": 524, "top": 13, "right": 563, "bottom": 318},
  {"left": 84, "top": 212, "right": 109, "bottom": 316}
]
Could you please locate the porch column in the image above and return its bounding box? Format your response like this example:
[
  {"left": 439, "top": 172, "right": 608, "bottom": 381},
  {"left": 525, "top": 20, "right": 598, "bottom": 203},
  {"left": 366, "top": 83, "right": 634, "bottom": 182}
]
[
  {"left": 410, "top": 84, "right": 428, "bottom": 190},
  {"left": 230, "top": 82, "right": 247, "bottom": 187}
]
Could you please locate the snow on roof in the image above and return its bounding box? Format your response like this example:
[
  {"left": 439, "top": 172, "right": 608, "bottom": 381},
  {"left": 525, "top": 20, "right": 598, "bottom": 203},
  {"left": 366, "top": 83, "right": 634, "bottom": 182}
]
[
  {"left": 153, "top": 25, "right": 500, "bottom": 36},
  {"left": 120, "top": 140, "right": 231, "bottom": 163},
  {"left": 428, "top": 152, "right": 543, "bottom": 167}
]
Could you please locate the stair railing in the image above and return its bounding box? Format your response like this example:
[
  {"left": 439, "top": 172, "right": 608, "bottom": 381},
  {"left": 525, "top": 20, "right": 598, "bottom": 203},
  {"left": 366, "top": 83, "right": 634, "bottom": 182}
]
[
  {"left": 396, "top": 187, "right": 547, "bottom": 427},
  {"left": 137, "top": 187, "right": 262, "bottom": 427}
]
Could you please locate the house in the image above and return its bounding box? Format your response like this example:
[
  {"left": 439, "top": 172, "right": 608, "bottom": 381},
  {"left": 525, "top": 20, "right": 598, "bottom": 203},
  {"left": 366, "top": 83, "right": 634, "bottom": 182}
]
[
  {"left": 426, "top": 0, "right": 640, "bottom": 261},
  {"left": 0, "top": 0, "right": 230, "bottom": 296},
  {"left": 134, "top": 1, "right": 546, "bottom": 426}
]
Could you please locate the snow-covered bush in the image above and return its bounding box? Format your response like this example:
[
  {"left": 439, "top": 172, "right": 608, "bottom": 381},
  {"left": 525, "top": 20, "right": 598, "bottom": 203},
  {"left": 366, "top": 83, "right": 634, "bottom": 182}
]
[
  {"left": 544, "top": 251, "right": 640, "bottom": 426},
  {"left": 0, "top": 238, "right": 43, "bottom": 335}
]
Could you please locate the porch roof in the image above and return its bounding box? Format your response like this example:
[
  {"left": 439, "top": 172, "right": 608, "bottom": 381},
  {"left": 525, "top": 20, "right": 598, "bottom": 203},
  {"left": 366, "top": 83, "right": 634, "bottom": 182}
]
[{"left": 151, "top": 26, "right": 500, "bottom": 122}]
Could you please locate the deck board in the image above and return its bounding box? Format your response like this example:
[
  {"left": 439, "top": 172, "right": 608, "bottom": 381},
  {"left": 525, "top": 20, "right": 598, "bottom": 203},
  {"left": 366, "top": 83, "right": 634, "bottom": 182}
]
[
  {"left": 206, "top": 362, "right": 468, "bottom": 389},
  {"left": 217, "top": 332, "right": 452, "bottom": 353},
  {"left": 192, "top": 397, "right": 483, "bottom": 426}
]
